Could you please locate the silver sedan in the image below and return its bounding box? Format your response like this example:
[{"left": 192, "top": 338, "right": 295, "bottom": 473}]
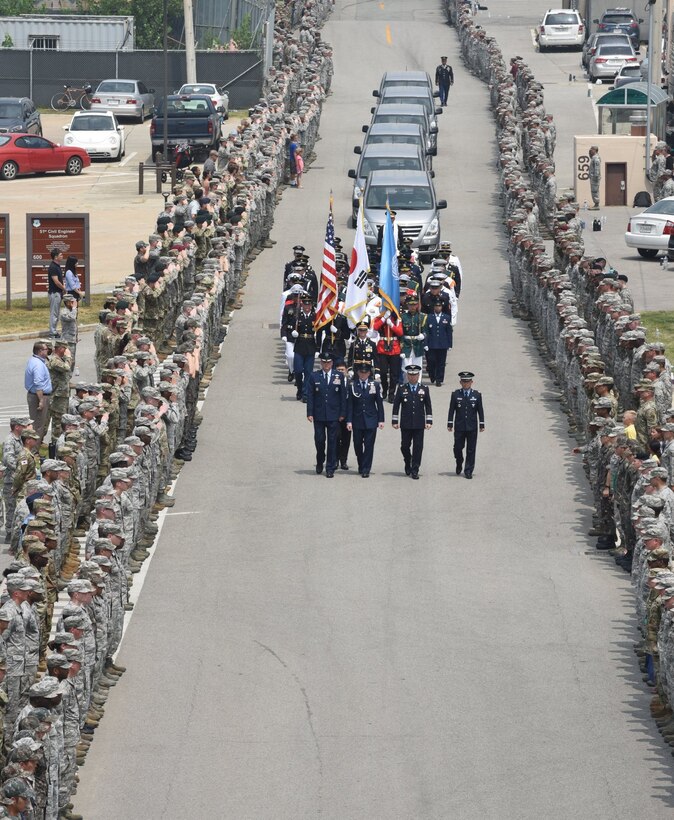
[{"left": 90, "top": 79, "right": 155, "bottom": 123}]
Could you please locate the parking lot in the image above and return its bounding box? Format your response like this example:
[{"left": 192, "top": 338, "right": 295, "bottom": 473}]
[{"left": 1, "top": 109, "right": 239, "bottom": 299}]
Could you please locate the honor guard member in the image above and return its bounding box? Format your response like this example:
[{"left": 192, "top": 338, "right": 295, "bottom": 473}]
[
  {"left": 299, "top": 255, "right": 319, "bottom": 302},
  {"left": 421, "top": 276, "right": 450, "bottom": 314},
  {"left": 425, "top": 299, "right": 453, "bottom": 386},
  {"left": 306, "top": 352, "right": 347, "bottom": 477},
  {"left": 280, "top": 285, "right": 304, "bottom": 382},
  {"left": 435, "top": 56, "right": 454, "bottom": 106},
  {"left": 372, "top": 310, "right": 403, "bottom": 403},
  {"left": 291, "top": 294, "right": 318, "bottom": 401},
  {"left": 334, "top": 359, "right": 352, "bottom": 470},
  {"left": 346, "top": 363, "right": 385, "bottom": 478},
  {"left": 447, "top": 371, "right": 485, "bottom": 479},
  {"left": 347, "top": 321, "right": 379, "bottom": 378},
  {"left": 401, "top": 295, "right": 427, "bottom": 374},
  {"left": 317, "top": 311, "right": 351, "bottom": 362},
  {"left": 283, "top": 245, "right": 305, "bottom": 285},
  {"left": 438, "top": 241, "right": 463, "bottom": 297},
  {"left": 392, "top": 364, "right": 433, "bottom": 478}
]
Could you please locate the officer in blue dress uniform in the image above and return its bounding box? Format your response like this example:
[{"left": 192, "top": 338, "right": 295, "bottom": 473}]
[
  {"left": 424, "top": 298, "right": 453, "bottom": 386},
  {"left": 447, "top": 371, "right": 485, "bottom": 479},
  {"left": 392, "top": 364, "right": 433, "bottom": 479},
  {"left": 346, "top": 362, "right": 385, "bottom": 478},
  {"left": 306, "top": 352, "right": 347, "bottom": 478}
]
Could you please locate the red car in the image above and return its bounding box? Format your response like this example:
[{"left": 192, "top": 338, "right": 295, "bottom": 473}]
[{"left": 0, "top": 133, "right": 90, "bottom": 180}]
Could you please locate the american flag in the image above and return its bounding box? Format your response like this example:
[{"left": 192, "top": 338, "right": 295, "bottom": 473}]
[{"left": 313, "top": 197, "right": 338, "bottom": 330}]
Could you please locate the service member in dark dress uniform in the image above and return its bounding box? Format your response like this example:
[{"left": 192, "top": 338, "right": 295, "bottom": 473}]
[
  {"left": 392, "top": 364, "right": 433, "bottom": 478},
  {"left": 316, "top": 312, "right": 350, "bottom": 362},
  {"left": 346, "top": 363, "right": 385, "bottom": 478},
  {"left": 306, "top": 352, "right": 347, "bottom": 477},
  {"left": 334, "top": 359, "right": 352, "bottom": 469},
  {"left": 347, "top": 321, "right": 379, "bottom": 378},
  {"left": 447, "top": 371, "right": 485, "bottom": 479},
  {"left": 283, "top": 244, "right": 305, "bottom": 285},
  {"left": 435, "top": 56, "right": 454, "bottom": 106},
  {"left": 425, "top": 298, "right": 453, "bottom": 386},
  {"left": 291, "top": 295, "right": 318, "bottom": 401}
]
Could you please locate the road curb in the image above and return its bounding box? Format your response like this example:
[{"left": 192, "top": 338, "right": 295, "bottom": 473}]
[{"left": 0, "top": 323, "right": 96, "bottom": 343}]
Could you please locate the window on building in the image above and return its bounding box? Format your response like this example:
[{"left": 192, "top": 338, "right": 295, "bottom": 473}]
[{"left": 29, "top": 36, "right": 59, "bottom": 50}]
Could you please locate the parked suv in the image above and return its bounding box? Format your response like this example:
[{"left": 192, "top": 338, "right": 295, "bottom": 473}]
[
  {"left": 538, "top": 9, "right": 585, "bottom": 51},
  {"left": 0, "top": 98, "right": 41, "bottom": 135},
  {"left": 595, "top": 8, "right": 642, "bottom": 48},
  {"left": 361, "top": 169, "right": 447, "bottom": 260}
]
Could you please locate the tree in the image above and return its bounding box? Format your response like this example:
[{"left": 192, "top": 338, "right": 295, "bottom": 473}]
[
  {"left": 232, "top": 13, "right": 255, "bottom": 49},
  {"left": 2, "top": 34, "right": 13, "bottom": 48},
  {"left": 77, "top": 0, "right": 184, "bottom": 49},
  {"left": 0, "top": 0, "right": 41, "bottom": 13}
]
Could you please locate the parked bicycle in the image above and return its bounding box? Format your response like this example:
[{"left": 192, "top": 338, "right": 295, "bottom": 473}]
[{"left": 51, "top": 83, "right": 93, "bottom": 111}]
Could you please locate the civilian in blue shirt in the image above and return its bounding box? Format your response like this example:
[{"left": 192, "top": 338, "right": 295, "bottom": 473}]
[{"left": 24, "top": 341, "right": 52, "bottom": 442}]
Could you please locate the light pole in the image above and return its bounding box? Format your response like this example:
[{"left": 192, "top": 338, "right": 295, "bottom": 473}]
[
  {"left": 645, "top": 0, "right": 656, "bottom": 176},
  {"left": 162, "top": 0, "right": 169, "bottom": 162}
]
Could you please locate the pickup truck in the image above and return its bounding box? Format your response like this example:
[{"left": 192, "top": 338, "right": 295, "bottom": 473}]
[{"left": 150, "top": 94, "right": 223, "bottom": 161}]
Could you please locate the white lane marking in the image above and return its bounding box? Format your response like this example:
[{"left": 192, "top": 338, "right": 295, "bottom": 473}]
[
  {"left": 119, "top": 151, "right": 137, "bottom": 167},
  {"left": 163, "top": 510, "right": 202, "bottom": 516}
]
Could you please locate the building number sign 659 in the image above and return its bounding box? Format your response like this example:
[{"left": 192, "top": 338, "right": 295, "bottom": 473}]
[{"left": 577, "top": 155, "right": 590, "bottom": 180}]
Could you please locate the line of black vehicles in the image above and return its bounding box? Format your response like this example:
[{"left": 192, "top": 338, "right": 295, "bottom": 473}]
[{"left": 349, "top": 70, "right": 448, "bottom": 262}]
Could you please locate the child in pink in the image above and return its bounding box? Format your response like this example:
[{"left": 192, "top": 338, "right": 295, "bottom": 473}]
[{"left": 295, "top": 148, "right": 305, "bottom": 188}]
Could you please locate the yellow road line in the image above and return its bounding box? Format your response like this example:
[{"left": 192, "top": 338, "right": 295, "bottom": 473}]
[{"left": 385, "top": 24, "right": 392, "bottom": 45}]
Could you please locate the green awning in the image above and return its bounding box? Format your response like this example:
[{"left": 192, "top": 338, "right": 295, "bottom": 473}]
[{"left": 597, "top": 82, "right": 669, "bottom": 107}]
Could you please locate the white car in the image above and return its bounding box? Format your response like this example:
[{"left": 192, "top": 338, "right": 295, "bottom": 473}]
[
  {"left": 538, "top": 9, "right": 585, "bottom": 51},
  {"left": 63, "top": 111, "right": 125, "bottom": 161},
  {"left": 625, "top": 197, "right": 674, "bottom": 258},
  {"left": 176, "top": 83, "right": 229, "bottom": 119}
]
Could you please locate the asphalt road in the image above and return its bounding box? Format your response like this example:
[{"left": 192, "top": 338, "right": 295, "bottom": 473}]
[{"left": 64, "top": 1, "right": 674, "bottom": 817}]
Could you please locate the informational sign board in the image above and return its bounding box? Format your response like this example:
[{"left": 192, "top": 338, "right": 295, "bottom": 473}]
[
  {"left": 0, "top": 215, "right": 9, "bottom": 309},
  {"left": 26, "top": 214, "right": 90, "bottom": 308}
]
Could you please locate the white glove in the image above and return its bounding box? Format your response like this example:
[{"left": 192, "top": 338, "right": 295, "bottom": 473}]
[
  {"left": 374, "top": 373, "right": 381, "bottom": 381},
  {"left": 281, "top": 336, "right": 287, "bottom": 342},
  {"left": 400, "top": 353, "right": 405, "bottom": 358},
  {"left": 383, "top": 309, "right": 391, "bottom": 319},
  {"left": 386, "top": 318, "right": 393, "bottom": 327},
  {"left": 416, "top": 333, "right": 425, "bottom": 340},
  {"left": 424, "top": 346, "right": 429, "bottom": 351},
  {"left": 291, "top": 330, "right": 299, "bottom": 338},
  {"left": 330, "top": 324, "right": 337, "bottom": 332}
]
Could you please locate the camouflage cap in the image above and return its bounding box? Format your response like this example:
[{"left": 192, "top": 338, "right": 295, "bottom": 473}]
[
  {"left": 46, "top": 653, "right": 71, "bottom": 670},
  {"left": 52, "top": 631, "right": 75, "bottom": 645},
  {"left": 63, "top": 614, "right": 87, "bottom": 630},
  {"left": 96, "top": 521, "right": 121, "bottom": 536},
  {"left": 28, "top": 676, "right": 61, "bottom": 699},
  {"left": 2, "top": 777, "right": 35, "bottom": 801},
  {"left": 66, "top": 579, "right": 94, "bottom": 595},
  {"left": 62, "top": 647, "right": 82, "bottom": 664}
]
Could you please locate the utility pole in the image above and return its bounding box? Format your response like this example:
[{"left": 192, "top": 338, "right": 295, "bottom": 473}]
[
  {"left": 645, "top": 0, "right": 656, "bottom": 176},
  {"left": 162, "top": 0, "right": 168, "bottom": 161},
  {"left": 184, "top": 0, "right": 197, "bottom": 83}
]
